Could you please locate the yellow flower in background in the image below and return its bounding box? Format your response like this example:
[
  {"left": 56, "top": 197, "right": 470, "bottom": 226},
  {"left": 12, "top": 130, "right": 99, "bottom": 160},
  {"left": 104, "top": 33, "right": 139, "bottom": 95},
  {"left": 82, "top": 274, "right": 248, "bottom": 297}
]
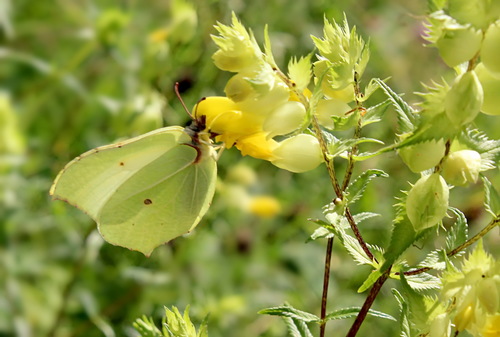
[{"left": 248, "top": 196, "right": 281, "bottom": 218}]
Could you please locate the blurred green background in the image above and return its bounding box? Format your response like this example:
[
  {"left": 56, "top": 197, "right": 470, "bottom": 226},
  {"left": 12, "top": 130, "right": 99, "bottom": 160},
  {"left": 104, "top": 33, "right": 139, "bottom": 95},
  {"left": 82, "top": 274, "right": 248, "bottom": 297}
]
[{"left": 1, "top": 0, "right": 498, "bottom": 336}]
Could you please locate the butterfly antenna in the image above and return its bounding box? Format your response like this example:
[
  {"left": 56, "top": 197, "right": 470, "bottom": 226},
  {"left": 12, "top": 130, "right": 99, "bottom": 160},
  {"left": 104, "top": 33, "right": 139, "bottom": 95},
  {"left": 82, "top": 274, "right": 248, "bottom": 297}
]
[{"left": 175, "top": 82, "right": 194, "bottom": 120}]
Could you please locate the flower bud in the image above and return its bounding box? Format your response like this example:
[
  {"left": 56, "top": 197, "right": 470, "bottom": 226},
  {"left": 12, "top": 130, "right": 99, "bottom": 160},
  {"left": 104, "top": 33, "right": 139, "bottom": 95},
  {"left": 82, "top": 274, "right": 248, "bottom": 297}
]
[
  {"left": 445, "top": 71, "right": 483, "bottom": 126},
  {"left": 271, "top": 134, "right": 322, "bottom": 173},
  {"left": 453, "top": 304, "right": 474, "bottom": 332},
  {"left": 435, "top": 25, "right": 482, "bottom": 67},
  {"left": 398, "top": 140, "right": 446, "bottom": 173},
  {"left": 477, "top": 278, "right": 499, "bottom": 314},
  {"left": 442, "top": 150, "right": 481, "bottom": 186},
  {"left": 429, "top": 313, "right": 451, "bottom": 337},
  {"left": 475, "top": 63, "right": 500, "bottom": 116},
  {"left": 315, "top": 98, "right": 351, "bottom": 129},
  {"left": 481, "top": 21, "right": 500, "bottom": 76},
  {"left": 263, "top": 101, "right": 306, "bottom": 137},
  {"left": 406, "top": 173, "right": 449, "bottom": 231}
]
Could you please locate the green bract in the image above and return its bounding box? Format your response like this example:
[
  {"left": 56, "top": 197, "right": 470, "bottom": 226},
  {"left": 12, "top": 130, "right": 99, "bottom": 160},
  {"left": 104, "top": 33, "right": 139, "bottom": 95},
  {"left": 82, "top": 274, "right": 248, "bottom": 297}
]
[
  {"left": 444, "top": 70, "right": 483, "bottom": 127},
  {"left": 406, "top": 173, "right": 449, "bottom": 231},
  {"left": 311, "top": 16, "right": 369, "bottom": 103},
  {"left": 475, "top": 63, "right": 500, "bottom": 116},
  {"left": 424, "top": 12, "right": 482, "bottom": 68},
  {"left": 447, "top": 0, "right": 500, "bottom": 29},
  {"left": 315, "top": 98, "right": 351, "bottom": 129},
  {"left": 442, "top": 149, "right": 482, "bottom": 186},
  {"left": 435, "top": 25, "right": 482, "bottom": 68},
  {"left": 480, "top": 21, "right": 500, "bottom": 76},
  {"left": 398, "top": 140, "right": 446, "bottom": 173}
]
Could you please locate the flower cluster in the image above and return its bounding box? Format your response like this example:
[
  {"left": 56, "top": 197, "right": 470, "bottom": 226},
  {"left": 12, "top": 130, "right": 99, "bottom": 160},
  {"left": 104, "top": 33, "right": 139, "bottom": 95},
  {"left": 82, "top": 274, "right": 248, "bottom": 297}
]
[
  {"left": 195, "top": 14, "right": 370, "bottom": 173},
  {"left": 195, "top": 14, "right": 321, "bottom": 173},
  {"left": 440, "top": 242, "right": 500, "bottom": 336}
]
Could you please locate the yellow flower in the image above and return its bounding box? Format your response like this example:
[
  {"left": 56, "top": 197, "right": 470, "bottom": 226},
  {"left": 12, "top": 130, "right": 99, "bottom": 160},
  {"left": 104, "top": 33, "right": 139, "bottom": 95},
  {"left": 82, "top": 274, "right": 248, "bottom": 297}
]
[
  {"left": 441, "top": 242, "right": 500, "bottom": 334},
  {"left": 195, "top": 96, "right": 277, "bottom": 160},
  {"left": 248, "top": 196, "right": 281, "bottom": 218},
  {"left": 480, "top": 314, "right": 500, "bottom": 337}
]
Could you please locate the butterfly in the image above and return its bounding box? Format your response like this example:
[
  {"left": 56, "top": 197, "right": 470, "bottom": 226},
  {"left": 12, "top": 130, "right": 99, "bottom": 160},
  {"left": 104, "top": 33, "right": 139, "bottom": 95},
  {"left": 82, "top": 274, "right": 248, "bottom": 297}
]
[{"left": 50, "top": 99, "right": 217, "bottom": 256}]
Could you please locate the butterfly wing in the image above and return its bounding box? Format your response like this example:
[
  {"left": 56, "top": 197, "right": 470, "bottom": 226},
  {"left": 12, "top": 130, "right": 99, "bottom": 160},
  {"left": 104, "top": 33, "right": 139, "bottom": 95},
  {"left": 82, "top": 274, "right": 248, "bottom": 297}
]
[{"left": 50, "top": 126, "right": 217, "bottom": 256}]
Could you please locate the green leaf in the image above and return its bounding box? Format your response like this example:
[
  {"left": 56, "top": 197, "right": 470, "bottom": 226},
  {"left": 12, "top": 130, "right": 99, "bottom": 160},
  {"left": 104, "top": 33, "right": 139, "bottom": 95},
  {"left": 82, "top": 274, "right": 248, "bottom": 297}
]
[
  {"left": 482, "top": 175, "right": 500, "bottom": 218},
  {"left": 330, "top": 111, "right": 359, "bottom": 130},
  {"left": 134, "top": 316, "right": 163, "bottom": 337},
  {"left": 258, "top": 305, "right": 319, "bottom": 323},
  {"left": 405, "top": 272, "right": 440, "bottom": 290},
  {"left": 361, "top": 99, "right": 390, "bottom": 127},
  {"left": 380, "top": 220, "right": 417, "bottom": 273},
  {"left": 308, "top": 226, "right": 334, "bottom": 241},
  {"left": 283, "top": 317, "right": 314, "bottom": 337},
  {"left": 352, "top": 212, "right": 381, "bottom": 223},
  {"left": 328, "top": 137, "right": 384, "bottom": 159},
  {"left": 288, "top": 53, "right": 313, "bottom": 92},
  {"left": 358, "top": 270, "right": 382, "bottom": 293},
  {"left": 345, "top": 169, "right": 388, "bottom": 205},
  {"left": 398, "top": 112, "right": 459, "bottom": 149},
  {"left": 392, "top": 289, "right": 411, "bottom": 337},
  {"left": 263, "top": 24, "right": 277, "bottom": 69},
  {"left": 418, "top": 249, "right": 447, "bottom": 271},
  {"left": 324, "top": 307, "right": 396, "bottom": 321},
  {"left": 197, "top": 316, "right": 209, "bottom": 337},
  {"left": 341, "top": 228, "right": 373, "bottom": 266},
  {"left": 374, "top": 78, "right": 417, "bottom": 133},
  {"left": 397, "top": 274, "right": 433, "bottom": 331},
  {"left": 445, "top": 207, "right": 468, "bottom": 252}
]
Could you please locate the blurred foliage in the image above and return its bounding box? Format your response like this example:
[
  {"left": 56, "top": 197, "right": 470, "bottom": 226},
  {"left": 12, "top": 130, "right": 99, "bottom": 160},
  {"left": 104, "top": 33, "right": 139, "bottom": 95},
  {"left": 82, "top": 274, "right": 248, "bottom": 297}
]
[{"left": 1, "top": 0, "right": 498, "bottom": 337}]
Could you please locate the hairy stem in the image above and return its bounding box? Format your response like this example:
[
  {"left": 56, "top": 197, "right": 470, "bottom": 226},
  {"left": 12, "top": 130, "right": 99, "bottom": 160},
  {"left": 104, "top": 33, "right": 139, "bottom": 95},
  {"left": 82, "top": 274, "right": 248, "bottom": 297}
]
[
  {"left": 345, "top": 208, "right": 375, "bottom": 261},
  {"left": 346, "top": 268, "right": 391, "bottom": 337},
  {"left": 319, "top": 238, "right": 334, "bottom": 337}
]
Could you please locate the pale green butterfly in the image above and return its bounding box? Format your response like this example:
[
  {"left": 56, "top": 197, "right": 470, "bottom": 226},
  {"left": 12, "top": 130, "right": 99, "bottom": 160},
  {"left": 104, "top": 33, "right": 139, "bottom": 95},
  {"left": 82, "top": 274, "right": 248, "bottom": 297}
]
[{"left": 50, "top": 99, "right": 217, "bottom": 256}]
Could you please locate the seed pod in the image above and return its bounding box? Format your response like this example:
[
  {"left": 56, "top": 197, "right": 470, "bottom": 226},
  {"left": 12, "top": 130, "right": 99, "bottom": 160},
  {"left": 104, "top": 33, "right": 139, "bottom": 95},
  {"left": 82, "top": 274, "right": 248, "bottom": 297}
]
[
  {"left": 444, "top": 71, "right": 483, "bottom": 126},
  {"left": 398, "top": 140, "right": 446, "bottom": 173},
  {"left": 436, "top": 25, "right": 482, "bottom": 67},
  {"left": 442, "top": 150, "right": 482, "bottom": 186},
  {"left": 481, "top": 21, "right": 500, "bottom": 76},
  {"left": 475, "top": 63, "right": 500, "bottom": 116},
  {"left": 406, "top": 173, "right": 449, "bottom": 231}
]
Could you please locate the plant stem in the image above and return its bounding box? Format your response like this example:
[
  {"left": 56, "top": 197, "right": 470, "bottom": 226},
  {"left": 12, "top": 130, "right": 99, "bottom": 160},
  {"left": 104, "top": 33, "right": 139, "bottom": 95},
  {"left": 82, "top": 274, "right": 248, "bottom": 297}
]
[
  {"left": 346, "top": 268, "right": 391, "bottom": 337},
  {"left": 447, "top": 217, "right": 499, "bottom": 256},
  {"left": 402, "top": 217, "right": 500, "bottom": 276},
  {"left": 345, "top": 208, "right": 375, "bottom": 261},
  {"left": 319, "top": 237, "right": 334, "bottom": 337}
]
